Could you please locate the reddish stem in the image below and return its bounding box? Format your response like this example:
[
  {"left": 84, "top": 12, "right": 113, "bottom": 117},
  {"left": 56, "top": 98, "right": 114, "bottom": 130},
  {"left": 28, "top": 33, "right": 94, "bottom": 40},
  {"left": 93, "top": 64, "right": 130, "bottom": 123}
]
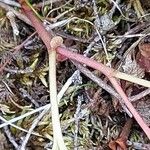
[
  {"left": 20, "top": 0, "right": 52, "bottom": 50},
  {"left": 57, "top": 47, "right": 150, "bottom": 139},
  {"left": 18, "top": 0, "right": 150, "bottom": 139}
]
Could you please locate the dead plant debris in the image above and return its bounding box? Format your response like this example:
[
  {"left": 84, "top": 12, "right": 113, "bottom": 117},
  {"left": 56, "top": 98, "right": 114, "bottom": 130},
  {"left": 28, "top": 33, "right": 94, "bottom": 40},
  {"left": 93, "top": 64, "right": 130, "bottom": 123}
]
[{"left": 0, "top": 0, "right": 150, "bottom": 149}]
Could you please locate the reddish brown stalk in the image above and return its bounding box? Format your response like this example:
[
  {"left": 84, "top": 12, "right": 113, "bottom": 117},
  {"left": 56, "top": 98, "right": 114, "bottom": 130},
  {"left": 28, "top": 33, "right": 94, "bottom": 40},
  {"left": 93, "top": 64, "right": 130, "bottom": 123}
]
[
  {"left": 18, "top": 0, "right": 150, "bottom": 139},
  {"left": 20, "top": 0, "right": 52, "bottom": 50},
  {"left": 57, "top": 47, "right": 150, "bottom": 139}
]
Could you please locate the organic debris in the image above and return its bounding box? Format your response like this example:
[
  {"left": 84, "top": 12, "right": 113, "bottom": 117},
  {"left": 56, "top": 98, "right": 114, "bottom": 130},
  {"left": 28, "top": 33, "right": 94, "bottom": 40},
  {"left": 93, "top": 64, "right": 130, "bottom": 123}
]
[{"left": 0, "top": 0, "right": 150, "bottom": 149}]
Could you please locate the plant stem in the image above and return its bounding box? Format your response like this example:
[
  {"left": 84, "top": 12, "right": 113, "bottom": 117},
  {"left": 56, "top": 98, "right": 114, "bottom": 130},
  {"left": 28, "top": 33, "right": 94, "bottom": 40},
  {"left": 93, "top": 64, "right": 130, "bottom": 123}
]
[
  {"left": 19, "top": 0, "right": 150, "bottom": 140},
  {"left": 114, "top": 71, "right": 150, "bottom": 88},
  {"left": 57, "top": 47, "right": 150, "bottom": 139},
  {"left": 48, "top": 50, "right": 67, "bottom": 150}
]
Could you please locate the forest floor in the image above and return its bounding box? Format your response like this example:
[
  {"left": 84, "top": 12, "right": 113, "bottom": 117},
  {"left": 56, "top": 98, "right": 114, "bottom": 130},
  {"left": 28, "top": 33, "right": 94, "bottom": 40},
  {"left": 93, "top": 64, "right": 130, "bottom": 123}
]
[{"left": 0, "top": 0, "right": 150, "bottom": 149}]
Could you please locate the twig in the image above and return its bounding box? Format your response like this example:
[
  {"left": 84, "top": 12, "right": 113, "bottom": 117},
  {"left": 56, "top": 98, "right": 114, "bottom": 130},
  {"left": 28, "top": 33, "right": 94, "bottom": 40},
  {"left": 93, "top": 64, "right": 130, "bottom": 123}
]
[
  {"left": 72, "top": 71, "right": 82, "bottom": 150},
  {"left": 0, "top": 2, "right": 31, "bottom": 25},
  {"left": 109, "top": 0, "right": 121, "bottom": 17},
  {"left": 0, "top": 0, "right": 20, "bottom": 7},
  {"left": 19, "top": 88, "right": 39, "bottom": 107},
  {"left": 134, "top": 0, "right": 145, "bottom": 17},
  {"left": 109, "top": 0, "right": 126, "bottom": 18},
  {"left": 0, "top": 105, "right": 49, "bottom": 129},
  {"left": 20, "top": 108, "right": 49, "bottom": 150},
  {"left": 4, "top": 67, "right": 33, "bottom": 74},
  {"left": 73, "top": 62, "right": 119, "bottom": 98},
  {"left": 0, "top": 116, "right": 41, "bottom": 137},
  {"left": 57, "top": 70, "right": 81, "bottom": 101},
  {"left": 124, "top": 22, "right": 150, "bottom": 36},
  {"left": 74, "top": 95, "right": 82, "bottom": 150},
  {"left": 127, "top": 141, "right": 150, "bottom": 149},
  {"left": 4, "top": 126, "right": 19, "bottom": 149},
  {"left": 6, "top": 11, "right": 19, "bottom": 42},
  {"left": 130, "top": 88, "right": 150, "bottom": 102}
]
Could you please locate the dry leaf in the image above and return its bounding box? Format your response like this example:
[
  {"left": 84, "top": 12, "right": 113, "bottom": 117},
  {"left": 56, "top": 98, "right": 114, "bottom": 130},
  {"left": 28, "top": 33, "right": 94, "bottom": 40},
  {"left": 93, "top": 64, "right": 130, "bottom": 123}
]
[
  {"left": 138, "top": 43, "right": 150, "bottom": 72},
  {"left": 109, "top": 119, "right": 133, "bottom": 150}
]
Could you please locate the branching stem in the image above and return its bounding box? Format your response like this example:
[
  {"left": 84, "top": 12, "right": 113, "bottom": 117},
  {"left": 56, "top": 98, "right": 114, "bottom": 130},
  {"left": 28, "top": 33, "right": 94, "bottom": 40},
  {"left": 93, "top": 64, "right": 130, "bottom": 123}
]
[{"left": 18, "top": 0, "right": 150, "bottom": 140}]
